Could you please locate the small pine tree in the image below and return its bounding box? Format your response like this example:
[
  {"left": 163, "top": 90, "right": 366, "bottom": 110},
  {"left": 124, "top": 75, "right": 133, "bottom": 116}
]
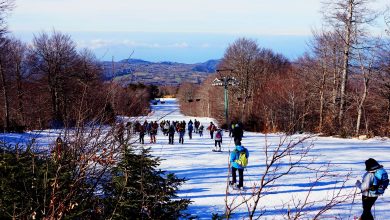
[
  {"left": 0, "top": 145, "right": 52, "bottom": 219},
  {"left": 1, "top": 137, "right": 191, "bottom": 219},
  {"left": 104, "top": 146, "right": 191, "bottom": 219}
]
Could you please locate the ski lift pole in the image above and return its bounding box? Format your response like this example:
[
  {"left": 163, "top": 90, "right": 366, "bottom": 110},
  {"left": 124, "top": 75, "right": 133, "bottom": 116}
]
[
  {"left": 212, "top": 69, "right": 238, "bottom": 128},
  {"left": 224, "top": 80, "right": 229, "bottom": 128}
]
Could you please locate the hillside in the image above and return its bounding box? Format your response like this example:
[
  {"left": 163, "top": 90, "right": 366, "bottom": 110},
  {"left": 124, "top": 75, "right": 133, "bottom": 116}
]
[
  {"left": 3, "top": 99, "right": 389, "bottom": 218},
  {"left": 101, "top": 59, "right": 220, "bottom": 85}
]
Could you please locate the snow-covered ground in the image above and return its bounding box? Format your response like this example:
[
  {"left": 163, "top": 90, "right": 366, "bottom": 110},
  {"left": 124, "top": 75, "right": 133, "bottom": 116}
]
[
  {"left": 126, "top": 98, "right": 390, "bottom": 219},
  {"left": 1, "top": 98, "right": 389, "bottom": 219}
]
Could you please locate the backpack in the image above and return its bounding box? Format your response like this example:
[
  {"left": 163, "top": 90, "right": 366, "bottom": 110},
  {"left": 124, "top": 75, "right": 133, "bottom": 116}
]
[
  {"left": 371, "top": 167, "right": 389, "bottom": 195},
  {"left": 234, "top": 149, "right": 248, "bottom": 167},
  {"left": 216, "top": 131, "right": 222, "bottom": 139}
]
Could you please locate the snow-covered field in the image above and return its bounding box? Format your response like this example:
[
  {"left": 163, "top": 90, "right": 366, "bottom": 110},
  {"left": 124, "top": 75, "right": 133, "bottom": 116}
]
[
  {"left": 126, "top": 99, "right": 390, "bottom": 219},
  {"left": 1, "top": 98, "right": 389, "bottom": 219}
]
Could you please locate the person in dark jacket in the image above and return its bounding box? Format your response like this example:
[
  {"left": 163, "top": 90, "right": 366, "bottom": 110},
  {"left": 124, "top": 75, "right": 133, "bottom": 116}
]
[
  {"left": 194, "top": 119, "right": 200, "bottom": 133},
  {"left": 178, "top": 123, "right": 185, "bottom": 144},
  {"left": 139, "top": 121, "right": 147, "bottom": 144},
  {"left": 232, "top": 123, "right": 243, "bottom": 143},
  {"left": 199, "top": 124, "right": 204, "bottom": 137},
  {"left": 168, "top": 124, "right": 175, "bottom": 144},
  {"left": 355, "top": 158, "right": 383, "bottom": 220},
  {"left": 188, "top": 123, "right": 194, "bottom": 139},
  {"left": 229, "top": 140, "right": 249, "bottom": 190}
]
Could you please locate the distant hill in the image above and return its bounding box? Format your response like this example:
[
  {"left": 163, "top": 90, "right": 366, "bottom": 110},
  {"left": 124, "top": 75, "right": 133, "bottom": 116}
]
[{"left": 101, "top": 59, "right": 220, "bottom": 86}]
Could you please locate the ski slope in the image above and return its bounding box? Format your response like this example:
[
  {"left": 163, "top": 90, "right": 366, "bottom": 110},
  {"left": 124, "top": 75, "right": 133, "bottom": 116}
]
[
  {"left": 124, "top": 98, "right": 390, "bottom": 219},
  {"left": 1, "top": 98, "right": 389, "bottom": 219}
]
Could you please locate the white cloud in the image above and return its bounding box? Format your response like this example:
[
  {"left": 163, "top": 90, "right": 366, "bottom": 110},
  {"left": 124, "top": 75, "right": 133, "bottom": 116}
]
[
  {"left": 170, "top": 42, "right": 188, "bottom": 48},
  {"left": 79, "top": 39, "right": 190, "bottom": 50},
  {"left": 80, "top": 39, "right": 114, "bottom": 49}
]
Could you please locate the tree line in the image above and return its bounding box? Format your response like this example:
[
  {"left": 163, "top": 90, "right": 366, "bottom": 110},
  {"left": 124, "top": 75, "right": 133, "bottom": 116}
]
[
  {"left": 0, "top": 30, "right": 154, "bottom": 132},
  {"left": 178, "top": 0, "right": 390, "bottom": 137}
]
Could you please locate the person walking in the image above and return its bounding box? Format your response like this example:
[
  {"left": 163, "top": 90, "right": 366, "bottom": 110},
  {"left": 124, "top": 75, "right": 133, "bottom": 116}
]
[
  {"left": 194, "top": 119, "right": 200, "bottom": 133},
  {"left": 199, "top": 124, "right": 204, "bottom": 137},
  {"left": 229, "top": 140, "right": 249, "bottom": 190},
  {"left": 229, "top": 122, "right": 235, "bottom": 137},
  {"left": 116, "top": 123, "right": 125, "bottom": 143},
  {"left": 168, "top": 124, "right": 175, "bottom": 144},
  {"left": 355, "top": 158, "right": 387, "bottom": 220},
  {"left": 207, "top": 122, "right": 216, "bottom": 139},
  {"left": 163, "top": 121, "right": 170, "bottom": 136},
  {"left": 125, "top": 121, "right": 132, "bottom": 137},
  {"left": 139, "top": 122, "right": 146, "bottom": 144},
  {"left": 178, "top": 123, "right": 185, "bottom": 144},
  {"left": 232, "top": 123, "right": 243, "bottom": 143},
  {"left": 150, "top": 121, "right": 158, "bottom": 143},
  {"left": 188, "top": 122, "right": 194, "bottom": 139},
  {"left": 214, "top": 128, "right": 223, "bottom": 151}
]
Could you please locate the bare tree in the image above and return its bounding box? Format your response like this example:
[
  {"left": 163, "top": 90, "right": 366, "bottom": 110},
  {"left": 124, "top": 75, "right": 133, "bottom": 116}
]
[
  {"left": 219, "top": 38, "right": 262, "bottom": 123},
  {"left": 9, "top": 38, "right": 28, "bottom": 126},
  {"left": 0, "top": 0, "right": 13, "bottom": 36},
  {"left": 312, "top": 31, "right": 343, "bottom": 132},
  {"left": 224, "top": 135, "right": 352, "bottom": 219},
  {"left": 0, "top": 38, "right": 10, "bottom": 132},
  {"left": 29, "top": 31, "right": 79, "bottom": 126},
  {"left": 354, "top": 45, "right": 378, "bottom": 136},
  {"left": 322, "top": 0, "right": 379, "bottom": 129}
]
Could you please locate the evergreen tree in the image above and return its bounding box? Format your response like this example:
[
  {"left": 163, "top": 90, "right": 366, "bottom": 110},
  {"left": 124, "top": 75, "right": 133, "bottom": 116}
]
[
  {"left": 104, "top": 146, "right": 191, "bottom": 219},
  {"left": 0, "top": 145, "right": 52, "bottom": 219},
  {"left": 1, "top": 138, "right": 191, "bottom": 219}
]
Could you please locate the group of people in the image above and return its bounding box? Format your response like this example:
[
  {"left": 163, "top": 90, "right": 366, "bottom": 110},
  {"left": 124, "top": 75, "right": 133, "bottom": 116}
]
[
  {"left": 131, "top": 119, "right": 249, "bottom": 190},
  {"left": 206, "top": 121, "right": 244, "bottom": 152},
  {"left": 128, "top": 119, "right": 207, "bottom": 145},
  {"left": 131, "top": 120, "right": 159, "bottom": 144},
  {"left": 128, "top": 119, "right": 245, "bottom": 152},
  {"left": 205, "top": 121, "right": 249, "bottom": 190}
]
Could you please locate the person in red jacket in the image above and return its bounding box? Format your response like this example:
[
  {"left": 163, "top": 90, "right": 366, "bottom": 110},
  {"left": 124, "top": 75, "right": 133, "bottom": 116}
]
[{"left": 207, "top": 122, "right": 216, "bottom": 139}]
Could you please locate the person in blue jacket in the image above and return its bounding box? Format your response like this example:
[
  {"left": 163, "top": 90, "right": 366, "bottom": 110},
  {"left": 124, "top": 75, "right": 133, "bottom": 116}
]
[{"left": 229, "top": 140, "right": 249, "bottom": 189}]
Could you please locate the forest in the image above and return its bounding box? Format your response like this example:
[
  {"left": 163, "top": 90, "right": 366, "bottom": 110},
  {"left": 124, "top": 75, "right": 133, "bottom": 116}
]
[{"left": 178, "top": 1, "right": 390, "bottom": 137}]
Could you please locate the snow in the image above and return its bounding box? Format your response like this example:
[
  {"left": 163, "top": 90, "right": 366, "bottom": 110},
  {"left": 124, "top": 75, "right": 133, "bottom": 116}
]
[
  {"left": 127, "top": 98, "right": 390, "bottom": 219},
  {"left": 1, "top": 98, "right": 389, "bottom": 219}
]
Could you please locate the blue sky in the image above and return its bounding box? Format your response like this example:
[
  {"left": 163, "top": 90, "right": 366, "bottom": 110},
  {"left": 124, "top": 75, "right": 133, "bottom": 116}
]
[{"left": 8, "top": 0, "right": 389, "bottom": 63}]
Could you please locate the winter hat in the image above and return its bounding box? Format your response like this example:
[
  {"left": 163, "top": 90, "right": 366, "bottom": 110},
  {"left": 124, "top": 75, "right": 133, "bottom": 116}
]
[
  {"left": 234, "top": 139, "right": 241, "bottom": 146},
  {"left": 365, "top": 158, "right": 381, "bottom": 171}
]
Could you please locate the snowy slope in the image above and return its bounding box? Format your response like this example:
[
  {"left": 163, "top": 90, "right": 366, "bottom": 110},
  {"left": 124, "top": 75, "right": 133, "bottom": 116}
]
[
  {"left": 125, "top": 98, "right": 390, "bottom": 219},
  {"left": 1, "top": 98, "right": 389, "bottom": 219}
]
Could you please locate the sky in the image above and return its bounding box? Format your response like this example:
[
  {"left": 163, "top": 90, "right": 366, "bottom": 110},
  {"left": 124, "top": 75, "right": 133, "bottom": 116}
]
[{"left": 7, "top": 0, "right": 389, "bottom": 63}]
